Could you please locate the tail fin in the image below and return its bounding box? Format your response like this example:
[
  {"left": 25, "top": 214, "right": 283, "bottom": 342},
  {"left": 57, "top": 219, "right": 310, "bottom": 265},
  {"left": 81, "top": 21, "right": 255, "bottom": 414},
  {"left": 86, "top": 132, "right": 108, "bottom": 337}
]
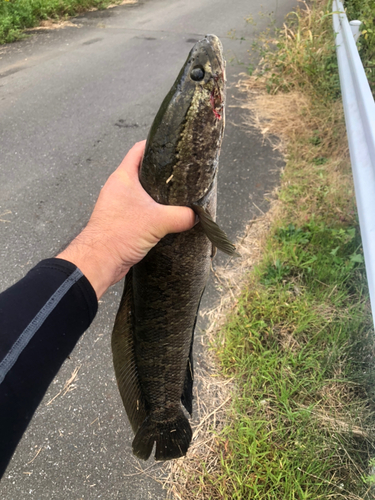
[{"left": 132, "top": 409, "right": 192, "bottom": 461}]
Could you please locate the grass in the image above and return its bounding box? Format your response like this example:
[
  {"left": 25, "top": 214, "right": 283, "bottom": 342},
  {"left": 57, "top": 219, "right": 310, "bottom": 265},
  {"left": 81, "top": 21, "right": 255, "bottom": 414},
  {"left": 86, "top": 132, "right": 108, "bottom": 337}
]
[
  {"left": 214, "top": 222, "right": 374, "bottom": 498},
  {"left": 344, "top": 0, "right": 375, "bottom": 95},
  {"left": 0, "top": 0, "right": 136, "bottom": 44},
  {"left": 167, "top": 1, "right": 375, "bottom": 499}
]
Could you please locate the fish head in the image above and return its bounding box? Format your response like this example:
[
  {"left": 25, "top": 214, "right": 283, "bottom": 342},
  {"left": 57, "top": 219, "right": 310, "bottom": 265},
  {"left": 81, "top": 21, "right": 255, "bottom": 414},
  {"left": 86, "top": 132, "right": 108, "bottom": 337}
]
[{"left": 140, "top": 34, "right": 226, "bottom": 205}]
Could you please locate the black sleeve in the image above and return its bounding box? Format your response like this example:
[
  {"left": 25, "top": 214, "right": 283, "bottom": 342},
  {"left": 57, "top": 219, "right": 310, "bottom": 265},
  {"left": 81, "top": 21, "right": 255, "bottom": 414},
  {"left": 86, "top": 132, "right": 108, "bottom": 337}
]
[{"left": 0, "top": 258, "right": 98, "bottom": 478}]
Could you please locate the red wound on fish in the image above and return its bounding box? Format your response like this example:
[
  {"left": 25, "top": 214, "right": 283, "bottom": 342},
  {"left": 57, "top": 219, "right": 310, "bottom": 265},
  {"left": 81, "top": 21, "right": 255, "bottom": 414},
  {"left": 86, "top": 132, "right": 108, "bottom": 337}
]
[{"left": 210, "top": 91, "right": 222, "bottom": 120}]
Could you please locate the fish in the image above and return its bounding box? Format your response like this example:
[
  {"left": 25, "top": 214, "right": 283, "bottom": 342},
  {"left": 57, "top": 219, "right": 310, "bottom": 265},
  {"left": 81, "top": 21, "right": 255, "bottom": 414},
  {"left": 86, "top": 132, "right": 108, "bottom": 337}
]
[{"left": 111, "top": 34, "right": 236, "bottom": 461}]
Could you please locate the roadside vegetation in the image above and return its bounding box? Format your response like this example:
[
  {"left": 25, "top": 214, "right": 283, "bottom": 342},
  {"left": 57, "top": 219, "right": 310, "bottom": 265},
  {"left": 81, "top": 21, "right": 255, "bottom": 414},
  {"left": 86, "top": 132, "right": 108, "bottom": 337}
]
[
  {"left": 168, "top": 1, "right": 375, "bottom": 499},
  {"left": 0, "top": 0, "right": 135, "bottom": 44},
  {"left": 345, "top": 0, "right": 375, "bottom": 95}
]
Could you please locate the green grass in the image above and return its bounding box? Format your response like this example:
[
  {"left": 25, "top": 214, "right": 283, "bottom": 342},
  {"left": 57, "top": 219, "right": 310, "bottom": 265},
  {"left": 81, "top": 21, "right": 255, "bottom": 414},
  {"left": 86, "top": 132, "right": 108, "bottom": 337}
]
[
  {"left": 344, "top": 0, "right": 375, "bottom": 95},
  {"left": 186, "top": 1, "right": 375, "bottom": 498},
  {"left": 213, "top": 222, "right": 374, "bottom": 498},
  {"left": 0, "top": 0, "right": 127, "bottom": 44}
]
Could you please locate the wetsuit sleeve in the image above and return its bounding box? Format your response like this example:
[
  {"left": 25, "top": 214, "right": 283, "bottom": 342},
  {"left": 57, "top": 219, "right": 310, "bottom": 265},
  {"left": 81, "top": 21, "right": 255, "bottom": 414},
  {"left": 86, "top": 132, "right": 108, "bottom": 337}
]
[{"left": 0, "top": 258, "right": 98, "bottom": 478}]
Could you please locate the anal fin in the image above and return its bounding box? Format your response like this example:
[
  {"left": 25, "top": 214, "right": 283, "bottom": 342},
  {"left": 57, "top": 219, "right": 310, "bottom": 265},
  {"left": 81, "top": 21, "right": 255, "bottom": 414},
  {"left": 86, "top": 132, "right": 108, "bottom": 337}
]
[
  {"left": 181, "top": 287, "right": 206, "bottom": 416},
  {"left": 181, "top": 338, "right": 194, "bottom": 415}
]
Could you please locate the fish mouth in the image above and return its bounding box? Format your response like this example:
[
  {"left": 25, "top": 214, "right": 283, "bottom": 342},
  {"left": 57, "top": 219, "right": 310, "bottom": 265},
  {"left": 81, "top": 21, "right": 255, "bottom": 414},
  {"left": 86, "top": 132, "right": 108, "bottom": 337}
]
[
  {"left": 204, "top": 34, "right": 224, "bottom": 57},
  {"left": 200, "top": 34, "right": 225, "bottom": 74}
]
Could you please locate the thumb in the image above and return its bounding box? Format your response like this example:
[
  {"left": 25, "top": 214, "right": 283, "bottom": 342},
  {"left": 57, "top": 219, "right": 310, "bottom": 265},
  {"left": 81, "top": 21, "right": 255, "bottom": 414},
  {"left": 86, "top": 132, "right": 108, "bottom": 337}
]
[{"left": 158, "top": 205, "right": 196, "bottom": 236}]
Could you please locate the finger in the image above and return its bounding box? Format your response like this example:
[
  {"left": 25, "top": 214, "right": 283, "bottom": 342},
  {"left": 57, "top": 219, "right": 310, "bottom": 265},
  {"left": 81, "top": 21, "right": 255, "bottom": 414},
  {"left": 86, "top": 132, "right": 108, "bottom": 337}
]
[
  {"left": 117, "top": 140, "right": 146, "bottom": 178},
  {"left": 159, "top": 206, "right": 196, "bottom": 235}
]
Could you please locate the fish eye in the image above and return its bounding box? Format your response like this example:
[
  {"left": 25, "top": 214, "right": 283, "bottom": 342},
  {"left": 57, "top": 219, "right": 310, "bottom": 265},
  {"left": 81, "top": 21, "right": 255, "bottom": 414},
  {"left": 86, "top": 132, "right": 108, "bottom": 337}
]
[{"left": 190, "top": 66, "right": 205, "bottom": 82}]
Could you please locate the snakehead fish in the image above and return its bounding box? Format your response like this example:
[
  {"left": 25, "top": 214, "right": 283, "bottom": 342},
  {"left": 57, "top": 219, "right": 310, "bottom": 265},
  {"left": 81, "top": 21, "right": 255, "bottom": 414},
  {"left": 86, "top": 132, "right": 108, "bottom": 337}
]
[{"left": 111, "top": 34, "right": 236, "bottom": 461}]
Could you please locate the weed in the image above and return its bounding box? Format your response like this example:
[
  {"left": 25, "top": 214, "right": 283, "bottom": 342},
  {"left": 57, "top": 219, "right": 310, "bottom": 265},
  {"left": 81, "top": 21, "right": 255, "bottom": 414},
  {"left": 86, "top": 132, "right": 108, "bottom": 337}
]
[
  {"left": 362, "top": 458, "right": 375, "bottom": 486},
  {"left": 248, "top": 63, "right": 255, "bottom": 76},
  {"left": 257, "top": 2, "right": 341, "bottom": 100},
  {"left": 312, "top": 156, "right": 328, "bottom": 165}
]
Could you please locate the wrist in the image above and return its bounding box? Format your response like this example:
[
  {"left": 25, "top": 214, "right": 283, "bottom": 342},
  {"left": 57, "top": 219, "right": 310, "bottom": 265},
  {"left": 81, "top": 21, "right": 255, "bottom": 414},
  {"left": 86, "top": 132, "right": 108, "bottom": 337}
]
[{"left": 56, "top": 230, "right": 127, "bottom": 300}]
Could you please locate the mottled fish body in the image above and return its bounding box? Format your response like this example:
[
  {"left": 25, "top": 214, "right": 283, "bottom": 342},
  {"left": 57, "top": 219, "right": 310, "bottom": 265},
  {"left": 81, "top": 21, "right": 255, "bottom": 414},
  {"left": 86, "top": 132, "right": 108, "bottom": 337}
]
[{"left": 112, "top": 35, "right": 235, "bottom": 461}]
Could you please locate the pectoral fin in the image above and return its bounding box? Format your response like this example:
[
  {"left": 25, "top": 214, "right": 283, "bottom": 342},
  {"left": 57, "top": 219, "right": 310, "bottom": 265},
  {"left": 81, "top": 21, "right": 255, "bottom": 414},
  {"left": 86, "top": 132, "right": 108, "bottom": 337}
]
[{"left": 191, "top": 204, "right": 240, "bottom": 257}]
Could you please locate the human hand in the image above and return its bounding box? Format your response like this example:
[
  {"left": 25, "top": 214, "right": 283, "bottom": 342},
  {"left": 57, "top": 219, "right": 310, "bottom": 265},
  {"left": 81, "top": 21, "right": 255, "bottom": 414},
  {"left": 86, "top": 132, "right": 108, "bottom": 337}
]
[{"left": 56, "top": 141, "right": 195, "bottom": 299}]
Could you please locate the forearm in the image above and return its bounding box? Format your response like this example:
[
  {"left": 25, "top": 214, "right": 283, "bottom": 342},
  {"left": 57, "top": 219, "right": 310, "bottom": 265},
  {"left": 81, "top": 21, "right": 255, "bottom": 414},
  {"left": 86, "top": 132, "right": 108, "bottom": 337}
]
[{"left": 0, "top": 259, "right": 97, "bottom": 478}]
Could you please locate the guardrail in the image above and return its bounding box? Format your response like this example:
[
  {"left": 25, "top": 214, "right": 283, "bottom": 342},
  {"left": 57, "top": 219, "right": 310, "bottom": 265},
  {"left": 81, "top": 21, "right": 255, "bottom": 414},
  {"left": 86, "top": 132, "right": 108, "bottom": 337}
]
[{"left": 332, "top": 0, "right": 375, "bottom": 326}]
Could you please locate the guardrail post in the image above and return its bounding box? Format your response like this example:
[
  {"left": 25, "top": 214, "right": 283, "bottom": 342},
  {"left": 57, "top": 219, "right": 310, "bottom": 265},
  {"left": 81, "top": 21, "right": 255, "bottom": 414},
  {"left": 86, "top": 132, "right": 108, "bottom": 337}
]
[{"left": 349, "top": 20, "right": 362, "bottom": 42}]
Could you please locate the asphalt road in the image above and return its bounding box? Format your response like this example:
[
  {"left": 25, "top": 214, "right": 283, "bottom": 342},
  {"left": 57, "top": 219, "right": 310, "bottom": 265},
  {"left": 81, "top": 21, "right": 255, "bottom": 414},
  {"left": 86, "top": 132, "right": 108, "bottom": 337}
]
[{"left": 0, "top": 0, "right": 296, "bottom": 498}]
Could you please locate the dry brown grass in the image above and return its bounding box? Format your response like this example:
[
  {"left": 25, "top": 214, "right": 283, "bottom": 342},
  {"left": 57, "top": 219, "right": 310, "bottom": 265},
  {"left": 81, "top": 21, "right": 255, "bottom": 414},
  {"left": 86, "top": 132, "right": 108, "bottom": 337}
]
[
  {"left": 238, "top": 76, "right": 348, "bottom": 158},
  {"left": 24, "top": 19, "right": 79, "bottom": 31},
  {"left": 238, "top": 76, "right": 356, "bottom": 226}
]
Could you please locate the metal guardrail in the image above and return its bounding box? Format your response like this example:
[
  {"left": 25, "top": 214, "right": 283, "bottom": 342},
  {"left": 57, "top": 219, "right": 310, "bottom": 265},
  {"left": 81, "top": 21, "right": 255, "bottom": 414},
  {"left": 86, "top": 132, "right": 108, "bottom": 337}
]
[{"left": 333, "top": 0, "right": 375, "bottom": 326}]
